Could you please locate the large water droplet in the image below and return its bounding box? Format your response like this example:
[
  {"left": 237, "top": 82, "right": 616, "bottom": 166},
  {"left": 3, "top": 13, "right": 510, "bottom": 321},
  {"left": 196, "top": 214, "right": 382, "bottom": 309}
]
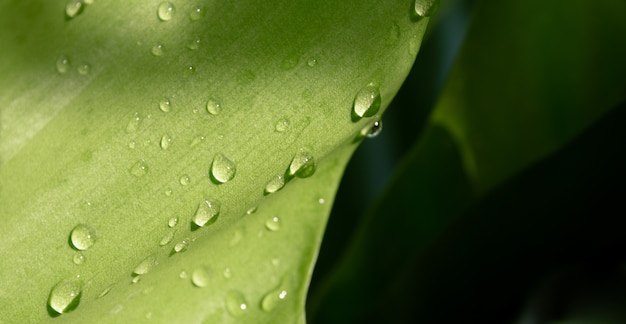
[
  {"left": 157, "top": 2, "right": 175, "bottom": 21},
  {"left": 210, "top": 154, "right": 236, "bottom": 184},
  {"left": 70, "top": 224, "right": 96, "bottom": 251},
  {"left": 72, "top": 252, "right": 85, "bottom": 265},
  {"left": 205, "top": 98, "right": 222, "bottom": 115},
  {"left": 261, "top": 288, "right": 287, "bottom": 312},
  {"left": 288, "top": 148, "right": 316, "bottom": 178},
  {"left": 129, "top": 160, "right": 148, "bottom": 177},
  {"left": 56, "top": 55, "right": 71, "bottom": 74},
  {"left": 414, "top": 0, "right": 439, "bottom": 17},
  {"left": 152, "top": 43, "right": 165, "bottom": 56},
  {"left": 48, "top": 279, "right": 82, "bottom": 314},
  {"left": 160, "top": 133, "right": 172, "bottom": 150},
  {"left": 191, "top": 267, "right": 211, "bottom": 287},
  {"left": 65, "top": 0, "right": 84, "bottom": 19},
  {"left": 264, "top": 175, "right": 285, "bottom": 195},
  {"left": 189, "top": 6, "right": 206, "bottom": 21},
  {"left": 193, "top": 199, "right": 220, "bottom": 227},
  {"left": 265, "top": 216, "right": 281, "bottom": 232},
  {"left": 225, "top": 290, "right": 248, "bottom": 318},
  {"left": 133, "top": 255, "right": 157, "bottom": 275},
  {"left": 352, "top": 83, "right": 381, "bottom": 121},
  {"left": 274, "top": 118, "right": 289, "bottom": 132}
]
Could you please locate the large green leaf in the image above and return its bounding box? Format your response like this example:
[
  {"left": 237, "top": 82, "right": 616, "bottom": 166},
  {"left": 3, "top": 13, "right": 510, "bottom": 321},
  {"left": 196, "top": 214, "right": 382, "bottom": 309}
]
[{"left": 0, "top": 0, "right": 430, "bottom": 322}]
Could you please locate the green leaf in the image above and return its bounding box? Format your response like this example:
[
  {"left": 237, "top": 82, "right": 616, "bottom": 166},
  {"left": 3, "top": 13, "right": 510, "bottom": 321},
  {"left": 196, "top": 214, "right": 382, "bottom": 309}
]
[{"left": 0, "top": 0, "right": 429, "bottom": 322}]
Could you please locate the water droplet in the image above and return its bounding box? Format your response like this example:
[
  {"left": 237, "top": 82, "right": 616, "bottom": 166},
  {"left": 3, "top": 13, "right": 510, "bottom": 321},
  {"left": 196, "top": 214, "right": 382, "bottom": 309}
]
[
  {"left": 361, "top": 119, "right": 383, "bottom": 138},
  {"left": 72, "top": 252, "right": 85, "bottom": 265},
  {"left": 187, "top": 65, "right": 196, "bottom": 73},
  {"left": 133, "top": 255, "right": 157, "bottom": 275},
  {"left": 191, "top": 267, "right": 211, "bottom": 287},
  {"left": 274, "top": 118, "right": 289, "bottom": 132},
  {"left": 160, "top": 133, "right": 172, "bottom": 150},
  {"left": 129, "top": 160, "right": 148, "bottom": 177},
  {"left": 193, "top": 199, "right": 220, "bottom": 227},
  {"left": 288, "top": 148, "right": 316, "bottom": 178},
  {"left": 48, "top": 279, "right": 82, "bottom": 314},
  {"left": 65, "top": 0, "right": 84, "bottom": 19},
  {"left": 179, "top": 174, "right": 190, "bottom": 186},
  {"left": 189, "top": 6, "right": 205, "bottom": 21},
  {"left": 159, "top": 231, "right": 175, "bottom": 246},
  {"left": 246, "top": 206, "right": 257, "bottom": 215},
  {"left": 225, "top": 290, "right": 247, "bottom": 317},
  {"left": 56, "top": 55, "right": 71, "bottom": 74},
  {"left": 165, "top": 188, "right": 173, "bottom": 196},
  {"left": 352, "top": 83, "right": 381, "bottom": 121},
  {"left": 97, "top": 285, "right": 114, "bottom": 299},
  {"left": 157, "top": 2, "right": 175, "bottom": 21},
  {"left": 307, "top": 58, "right": 318, "bottom": 67},
  {"left": 414, "top": 0, "right": 439, "bottom": 17},
  {"left": 174, "top": 239, "right": 189, "bottom": 253},
  {"left": 179, "top": 270, "right": 189, "bottom": 279},
  {"left": 158, "top": 98, "right": 171, "bottom": 112},
  {"left": 205, "top": 98, "right": 222, "bottom": 115},
  {"left": 152, "top": 43, "right": 165, "bottom": 56},
  {"left": 280, "top": 53, "right": 299, "bottom": 70},
  {"left": 126, "top": 112, "right": 141, "bottom": 133},
  {"left": 190, "top": 135, "right": 206, "bottom": 147},
  {"left": 261, "top": 288, "right": 287, "bottom": 312},
  {"left": 264, "top": 175, "right": 285, "bottom": 195},
  {"left": 168, "top": 217, "right": 178, "bottom": 228},
  {"left": 210, "top": 154, "right": 236, "bottom": 184},
  {"left": 131, "top": 276, "right": 141, "bottom": 284},
  {"left": 128, "top": 140, "right": 136, "bottom": 149},
  {"left": 187, "top": 38, "right": 201, "bottom": 50},
  {"left": 318, "top": 198, "right": 326, "bottom": 204},
  {"left": 77, "top": 63, "right": 91, "bottom": 75},
  {"left": 223, "top": 267, "right": 232, "bottom": 279},
  {"left": 70, "top": 224, "right": 96, "bottom": 251},
  {"left": 265, "top": 216, "right": 281, "bottom": 232}
]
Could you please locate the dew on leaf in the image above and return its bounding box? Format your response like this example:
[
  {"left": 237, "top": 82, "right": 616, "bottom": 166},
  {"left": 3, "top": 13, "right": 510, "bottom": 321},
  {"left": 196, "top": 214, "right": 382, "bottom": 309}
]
[
  {"left": 159, "top": 98, "right": 171, "bottom": 112},
  {"left": 131, "top": 276, "right": 141, "bottom": 284},
  {"left": 352, "top": 83, "right": 381, "bottom": 121},
  {"left": 56, "top": 55, "right": 70, "bottom": 74},
  {"left": 77, "top": 63, "right": 91, "bottom": 75},
  {"left": 70, "top": 224, "right": 96, "bottom": 251},
  {"left": 126, "top": 112, "right": 141, "bottom": 133},
  {"left": 274, "top": 118, "right": 289, "bottom": 132},
  {"left": 225, "top": 290, "right": 248, "bottom": 317},
  {"left": 179, "top": 271, "right": 189, "bottom": 279},
  {"left": 65, "top": 0, "right": 84, "bottom": 19},
  {"left": 187, "top": 38, "right": 201, "bottom": 50},
  {"left": 265, "top": 216, "right": 281, "bottom": 232},
  {"left": 159, "top": 231, "right": 175, "bottom": 246},
  {"left": 261, "top": 288, "right": 287, "bottom": 312},
  {"left": 48, "top": 279, "right": 82, "bottom": 314},
  {"left": 174, "top": 239, "right": 189, "bottom": 253},
  {"left": 264, "top": 175, "right": 285, "bottom": 195},
  {"left": 246, "top": 206, "right": 257, "bottom": 215},
  {"left": 164, "top": 188, "right": 173, "bottom": 196},
  {"left": 206, "top": 98, "right": 222, "bottom": 115},
  {"left": 191, "top": 267, "right": 211, "bottom": 287},
  {"left": 189, "top": 6, "right": 206, "bottom": 21},
  {"left": 133, "top": 255, "right": 157, "bottom": 275},
  {"left": 160, "top": 133, "right": 172, "bottom": 150},
  {"left": 157, "top": 2, "right": 175, "bottom": 21},
  {"left": 72, "top": 252, "right": 84, "bottom": 265},
  {"left": 168, "top": 216, "right": 178, "bottom": 228},
  {"left": 414, "top": 0, "right": 439, "bottom": 17},
  {"left": 129, "top": 160, "right": 148, "bottom": 177},
  {"left": 288, "top": 148, "right": 316, "bottom": 178},
  {"left": 128, "top": 140, "right": 136, "bottom": 149},
  {"left": 210, "top": 153, "right": 236, "bottom": 184},
  {"left": 193, "top": 199, "right": 220, "bottom": 227},
  {"left": 179, "top": 174, "right": 190, "bottom": 186},
  {"left": 152, "top": 44, "right": 165, "bottom": 56},
  {"left": 307, "top": 58, "right": 318, "bottom": 67},
  {"left": 97, "top": 285, "right": 114, "bottom": 299}
]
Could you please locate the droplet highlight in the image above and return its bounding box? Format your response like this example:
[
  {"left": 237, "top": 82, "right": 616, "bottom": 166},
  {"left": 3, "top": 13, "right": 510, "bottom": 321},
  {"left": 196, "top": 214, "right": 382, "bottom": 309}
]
[
  {"left": 48, "top": 279, "right": 82, "bottom": 314},
  {"left": 193, "top": 199, "right": 220, "bottom": 227},
  {"left": 70, "top": 224, "right": 96, "bottom": 251},
  {"left": 157, "top": 2, "right": 175, "bottom": 21},
  {"left": 352, "top": 83, "right": 381, "bottom": 121},
  {"left": 210, "top": 154, "right": 236, "bottom": 184},
  {"left": 225, "top": 290, "right": 248, "bottom": 318}
]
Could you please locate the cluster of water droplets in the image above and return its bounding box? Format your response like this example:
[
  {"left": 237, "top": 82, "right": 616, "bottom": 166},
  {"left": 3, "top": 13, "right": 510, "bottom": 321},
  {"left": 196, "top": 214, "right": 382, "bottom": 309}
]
[{"left": 56, "top": 55, "right": 91, "bottom": 76}]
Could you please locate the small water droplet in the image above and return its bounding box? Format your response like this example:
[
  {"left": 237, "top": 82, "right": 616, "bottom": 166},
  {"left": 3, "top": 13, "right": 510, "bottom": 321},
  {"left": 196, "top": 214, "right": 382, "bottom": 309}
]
[
  {"left": 189, "top": 5, "right": 206, "bottom": 21},
  {"left": 70, "top": 224, "right": 96, "bottom": 251},
  {"left": 56, "top": 55, "right": 71, "bottom": 74},
  {"left": 274, "top": 118, "right": 289, "bottom": 132},
  {"left": 174, "top": 239, "right": 189, "bottom": 253},
  {"left": 131, "top": 276, "right": 141, "bottom": 284},
  {"left": 133, "top": 255, "right": 157, "bottom": 275},
  {"left": 126, "top": 112, "right": 141, "bottom": 133},
  {"left": 361, "top": 119, "right": 383, "bottom": 138},
  {"left": 190, "top": 135, "right": 206, "bottom": 147},
  {"left": 225, "top": 290, "right": 247, "bottom": 317},
  {"left": 264, "top": 175, "right": 285, "bottom": 195},
  {"left": 318, "top": 198, "right": 326, "bottom": 204},
  {"left": 223, "top": 267, "right": 232, "bottom": 279},
  {"left": 265, "top": 216, "right": 281, "bottom": 232},
  {"left": 128, "top": 140, "right": 136, "bottom": 149},
  {"left": 77, "top": 63, "right": 91, "bottom": 75},
  {"left": 157, "top": 2, "right": 175, "bottom": 21},
  {"left": 210, "top": 153, "right": 236, "bottom": 184},
  {"left": 152, "top": 43, "right": 165, "bottom": 56},
  {"left": 187, "top": 38, "right": 201, "bottom": 50},
  {"left": 159, "top": 231, "right": 175, "bottom": 246},
  {"left": 205, "top": 98, "right": 222, "bottom": 115},
  {"left": 178, "top": 271, "right": 188, "bottom": 279},
  {"left": 168, "top": 216, "right": 178, "bottom": 227},
  {"left": 97, "top": 285, "right": 114, "bottom": 299},
  {"left": 187, "top": 65, "right": 196, "bottom": 73},
  {"left": 193, "top": 199, "right": 220, "bottom": 227},
  {"left": 158, "top": 98, "right": 171, "bottom": 112},
  {"left": 352, "top": 83, "right": 381, "bottom": 121},
  {"left": 246, "top": 206, "right": 257, "bottom": 215},
  {"left": 160, "top": 133, "right": 172, "bottom": 150},
  {"left": 307, "top": 58, "right": 318, "bottom": 67},
  {"left": 261, "top": 288, "right": 287, "bottom": 312},
  {"left": 48, "top": 279, "right": 82, "bottom": 314},
  {"left": 179, "top": 174, "right": 190, "bottom": 186},
  {"left": 65, "top": 0, "right": 84, "bottom": 19},
  {"left": 129, "top": 160, "right": 148, "bottom": 177},
  {"left": 288, "top": 148, "right": 316, "bottom": 178},
  {"left": 72, "top": 252, "right": 85, "bottom": 265},
  {"left": 164, "top": 188, "right": 173, "bottom": 196},
  {"left": 414, "top": 0, "right": 439, "bottom": 17},
  {"left": 191, "top": 267, "right": 211, "bottom": 287},
  {"left": 280, "top": 53, "right": 299, "bottom": 70}
]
